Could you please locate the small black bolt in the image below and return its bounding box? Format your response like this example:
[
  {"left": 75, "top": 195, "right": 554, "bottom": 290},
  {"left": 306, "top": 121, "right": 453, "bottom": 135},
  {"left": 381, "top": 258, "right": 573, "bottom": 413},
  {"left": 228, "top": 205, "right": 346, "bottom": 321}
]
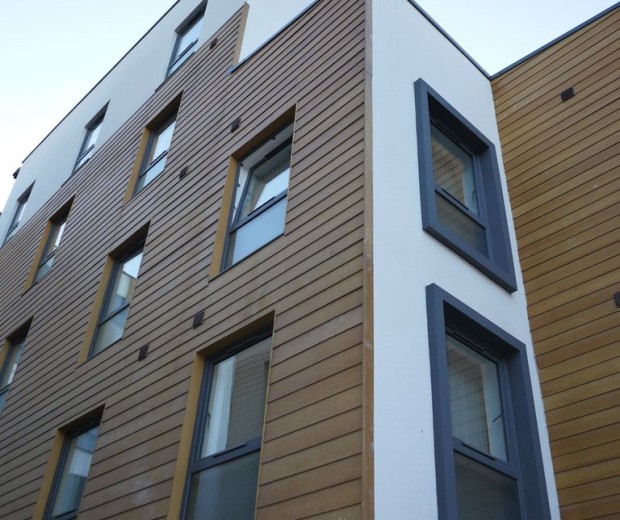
[
  {"left": 210, "top": 38, "right": 218, "bottom": 50},
  {"left": 560, "top": 87, "right": 575, "bottom": 102},
  {"left": 193, "top": 310, "right": 205, "bottom": 328},
  {"left": 138, "top": 344, "right": 149, "bottom": 361},
  {"left": 179, "top": 166, "right": 189, "bottom": 179},
  {"left": 231, "top": 117, "right": 241, "bottom": 133}
]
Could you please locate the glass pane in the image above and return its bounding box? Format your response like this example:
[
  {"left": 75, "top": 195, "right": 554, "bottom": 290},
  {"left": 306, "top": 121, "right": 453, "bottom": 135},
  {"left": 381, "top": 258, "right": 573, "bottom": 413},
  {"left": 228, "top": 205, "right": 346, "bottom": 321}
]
[
  {"left": 186, "top": 451, "right": 260, "bottom": 520},
  {"left": 431, "top": 125, "right": 478, "bottom": 214},
  {"left": 10, "top": 199, "right": 27, "bottom": 231},
  {"left": 137, "top": 155, "right": 166, "bottom": 192},
  {"left": 447, "top": 335, "right": 507, "bottom": 460},
  {"left": 52, "top": 426, "right": 99, "bottom": 517},
  {"left": 176, "top": 15, "right": 203, "bottom": 59},
  {"left": 201, "top": 337, "right": 271, "bottom": 457},
  {"left": 87, "top": 120, "right": 102, "bottom": 148},
  {"left": 226, "top": 198, "right": 287, "bottom": 266},
  {"left": 92, "top": 307, "right": 129, "bottom": 355},
  {"left": 454, "top": 453, "right": 520, "bottom": 520},
  {"left": 149, "top": 119, "right": 176, "bottom": 163},
  {"left": 238, "top": 143, "right": 291, "bottom": 220},
  {"left": 436, "top": 193, "right": 488, "bottom": 257},
  {"left": 0, "top": 339, "right": 25, "bottom": 387},
  {"left": 105, "top": 252, "right": 143, "bottom": 316},
  {"left": 35, "top": 219, "right": 67, "bottom": 281},
  {"left": 35, "top": 255, "right": 55, "bottom": 282},
  {"left": 51, "top": 220, "right": 67, "bottom": 251},
  {"left": 0, "top": 389, "right": 7, "bottom": 413},
  {"left": 75, "top": 147, "right": 94, "bottom": 169}
]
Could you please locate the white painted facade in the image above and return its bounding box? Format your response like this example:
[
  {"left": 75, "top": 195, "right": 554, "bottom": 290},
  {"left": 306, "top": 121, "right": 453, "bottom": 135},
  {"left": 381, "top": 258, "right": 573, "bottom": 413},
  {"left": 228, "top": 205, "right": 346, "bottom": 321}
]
[
  {"left": 370, "top": 0, "right": 560, "bottom": 518},
  {"left": 0, "top": 0, "right": 560, "bottom": 515},
  {"left": 0, "top": 0, "right": 314, "bottom": 245}
]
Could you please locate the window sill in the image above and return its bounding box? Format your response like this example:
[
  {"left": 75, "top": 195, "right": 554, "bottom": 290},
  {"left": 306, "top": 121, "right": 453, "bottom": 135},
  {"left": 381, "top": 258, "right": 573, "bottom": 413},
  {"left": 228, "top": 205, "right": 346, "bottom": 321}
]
[{"left": 424, "top": 221, "right": 517, "bottom": 293}]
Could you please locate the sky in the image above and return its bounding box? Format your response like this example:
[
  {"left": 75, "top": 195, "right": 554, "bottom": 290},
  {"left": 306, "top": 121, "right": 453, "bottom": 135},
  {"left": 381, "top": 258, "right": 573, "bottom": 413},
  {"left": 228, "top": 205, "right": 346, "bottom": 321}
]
[{"left": 0, "top": 0, "right": 616, "bottom": 212}]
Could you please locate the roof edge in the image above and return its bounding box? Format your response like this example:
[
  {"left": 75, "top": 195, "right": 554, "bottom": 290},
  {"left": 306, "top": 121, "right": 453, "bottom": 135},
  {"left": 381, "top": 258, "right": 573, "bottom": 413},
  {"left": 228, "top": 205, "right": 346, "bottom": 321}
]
[
  {"left": 406, "top": 0, "right": 491, "bottom": 79},
  {"left": 492, "top": 1, "right": 620, "bottom": 79},
  {"left": 19, "top": 1, "right": 181, "bottom": 166}
]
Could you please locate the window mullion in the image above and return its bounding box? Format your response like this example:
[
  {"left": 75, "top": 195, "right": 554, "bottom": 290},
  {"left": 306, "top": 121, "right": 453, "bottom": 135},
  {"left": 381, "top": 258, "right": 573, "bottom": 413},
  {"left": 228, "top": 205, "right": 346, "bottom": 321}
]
[{"left": 229, "top": 190, "right": 287, "bottom": 232}]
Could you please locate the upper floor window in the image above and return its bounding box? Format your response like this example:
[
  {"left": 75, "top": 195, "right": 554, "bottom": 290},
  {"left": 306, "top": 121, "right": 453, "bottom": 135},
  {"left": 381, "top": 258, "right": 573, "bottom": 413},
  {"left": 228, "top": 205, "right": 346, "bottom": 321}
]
[
  {"left": 33, "top": 202, "right": 72, "bottom": 284},
  {"left": 183, "top": 332, "right": 272, "bottom": 519},
  {"left": 427, "top": 284, "right": 552, "bottom": 520},
  {"left": 74, "top": 108, "right": 106, "bottom": 171},
  {"left": 223, "top": 123, "right": 293, "bottom": 268},
  {"left": 90, "top": 243, "right": 144, "bottom": 356},
  {"left": 415, "top": 79, "right": 516, "bottom": 292},
  {"left": 45, "top": 420, "right": 100, "bottom": 520},
  {"left": 135, "top": 113, "right": 177, "bottom": 194},
  {"left": 4, "top": 184, "right": 33, "bottom": 245},
  {"left": 168, "top": 9, "right": 204, "bottom": 77},
  {"left": 0, "top": 322, "right": 31, "bottom": 414}
]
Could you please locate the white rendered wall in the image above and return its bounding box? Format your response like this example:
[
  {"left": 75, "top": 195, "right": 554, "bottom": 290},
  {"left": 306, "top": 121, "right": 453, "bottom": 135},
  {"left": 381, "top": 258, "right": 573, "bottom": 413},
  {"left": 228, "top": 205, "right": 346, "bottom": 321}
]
[
  {"left": 239, "top": 0, "right": 315, "bottom": 62},
  {"left": 370, "top": 1, "right": 560, "bottom": 518},
  {"left": 0, "top": 0, "right": 245, "bottom": 244}
]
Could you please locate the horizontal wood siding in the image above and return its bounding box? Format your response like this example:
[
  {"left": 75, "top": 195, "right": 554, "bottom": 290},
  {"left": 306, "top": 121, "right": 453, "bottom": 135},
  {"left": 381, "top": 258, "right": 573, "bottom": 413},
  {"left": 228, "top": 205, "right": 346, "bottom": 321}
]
[
  {"left": 0, "top": 0, "right": 367, "bottom": 518},
  {"left": 492, "top": 7, "right": 620, "bottom": 519}
]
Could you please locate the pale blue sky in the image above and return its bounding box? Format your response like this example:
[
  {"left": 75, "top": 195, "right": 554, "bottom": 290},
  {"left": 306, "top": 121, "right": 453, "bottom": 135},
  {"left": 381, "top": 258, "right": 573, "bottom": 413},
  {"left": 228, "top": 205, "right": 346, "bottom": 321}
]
[{"left": 0, "top": 0, "right": 616, "bottom": 211}]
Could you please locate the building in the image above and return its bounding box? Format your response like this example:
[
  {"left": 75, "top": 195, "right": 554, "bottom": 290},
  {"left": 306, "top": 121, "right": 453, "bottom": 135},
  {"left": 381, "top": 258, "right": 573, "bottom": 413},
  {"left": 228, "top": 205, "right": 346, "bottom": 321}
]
[
  {"left": 1, "top": 0, "right": 594, "bottom": 518},
  {"left": 493, "top": 5, "right": 620, "bottom": 519}
]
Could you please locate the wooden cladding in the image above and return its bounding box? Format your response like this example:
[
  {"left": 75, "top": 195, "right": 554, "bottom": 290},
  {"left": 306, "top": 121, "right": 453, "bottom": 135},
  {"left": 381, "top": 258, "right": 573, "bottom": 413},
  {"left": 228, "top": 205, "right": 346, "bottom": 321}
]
[
  {"left": 0, "top": 0, "right": 367, "bottom": 518},
  {"left": 492, "top": 7, "right": 620, "bottom": 519}
]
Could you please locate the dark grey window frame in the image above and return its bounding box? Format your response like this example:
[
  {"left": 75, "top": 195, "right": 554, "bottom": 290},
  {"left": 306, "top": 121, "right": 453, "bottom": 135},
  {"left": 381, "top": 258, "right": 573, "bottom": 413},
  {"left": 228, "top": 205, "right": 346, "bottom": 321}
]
[
  {"left": 181, "top": 328, "right": 272, "bottom": 519},
  {"left": 4, "top": 184, "right": 33, "bottom": 245},
  {"left": 44, "top": 418, "right": 101, "bottom": 520},
  {"left": 134, "top": 112, "right": 177, "bottom": 195},
  {"left": 166, "top": 5, "right": 205, "bottom": 78},
  {"left": 88, "top": 241, "right": 145, "bottom": 358},
  {"left": 34, "top": 201, "right": 73, "bottom": 284},
  {"left": 0, "top": 323, "right": 30, "bottom": 415},
  {"left": 222, "top": 132, "right": 293, "bottom": 270},
  {"left": 74, "top": 105, "right": 107, "bottom": 173},
  {"left": 426, "top": 283, "right": 551, "bottom": 520},
  {"left": 415, "top": 79, "right": 517, "bottom": 292}
]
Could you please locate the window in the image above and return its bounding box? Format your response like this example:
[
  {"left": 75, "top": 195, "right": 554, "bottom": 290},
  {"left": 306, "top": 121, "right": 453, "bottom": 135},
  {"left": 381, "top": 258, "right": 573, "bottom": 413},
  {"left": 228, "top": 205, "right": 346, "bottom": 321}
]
[
  {"left": 415, "top": 79, "right": 516, "bottom": 292},
  {"left": 183, "top": 332, "right": 272, "bottom": 519},
  {"left": 168, "top": 9, "right": 204, "bottom": 77},
  {"left": 4, "top": 184, "right": 33, "bottom": 244},
  {"left": 45, "top": 421, "right": 100, "bottom": 520},
  {"left": 90, "top": 244, "right": 144, "bottom": 356},
  {"left": 224, "top": 123, "right": 293, "bottom": 268},
  {"left": 134, "top": 113, "right": 177, "bottom": 194},
  {"left": 33, "top": 203, "right": 71, "bottom": 284},
  {"left": 426, "top": 284, "right": 551, "bottom": 520},
  {"left": 0, "top": 331, "right": 28, "bottom": 414},
  {"left": 74, "top": 109, "right": 106, "bottom": 171}
]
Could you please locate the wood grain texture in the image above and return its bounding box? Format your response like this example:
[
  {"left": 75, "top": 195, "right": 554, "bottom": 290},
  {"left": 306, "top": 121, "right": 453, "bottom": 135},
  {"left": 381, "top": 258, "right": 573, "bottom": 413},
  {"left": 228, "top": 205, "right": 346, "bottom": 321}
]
[
  {"left": 493, "top": 6, "right": 620, "bottom": 518},
  {"left": 0, "top": 1, "right": 368, "bottom": 518}
]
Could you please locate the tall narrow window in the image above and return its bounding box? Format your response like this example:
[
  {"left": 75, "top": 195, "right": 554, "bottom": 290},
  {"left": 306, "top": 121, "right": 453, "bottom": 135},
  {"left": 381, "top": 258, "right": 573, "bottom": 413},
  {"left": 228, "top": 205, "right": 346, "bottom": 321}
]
[
  {"left": 415, "top": 79, "right": 516, "bottom": 292},
  {"left": 45, "top": 421, "right": 100, "bottom": 520},
  {"left": 135, "top": 114, "right": 177, "bottom": 194},
  {"left": 183, "top": 332, "right": 272, "bottom": 519},
  {"left": 33, "top": 204, "right": 71, "bottom": 283},
  {"left": 224, "top": 123, "right": 293, "bottom": 268},
  {"left": 74, "top": 109, "right": 106, "bottom": 171},
  {"left": 4, "top": 184, "right": 33, "bottom": 244},
  {"left": 0, "top": 334, "right": 27, "bottom": 413},
  {"left": 427, "top": 284, "right": 552, "bottom": 520},
  {"left": 167, "top": 9, "right": 204, "bottom": 77},
  {"left": 90, "top": 244, "right": 144, "bottom": 356}
]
